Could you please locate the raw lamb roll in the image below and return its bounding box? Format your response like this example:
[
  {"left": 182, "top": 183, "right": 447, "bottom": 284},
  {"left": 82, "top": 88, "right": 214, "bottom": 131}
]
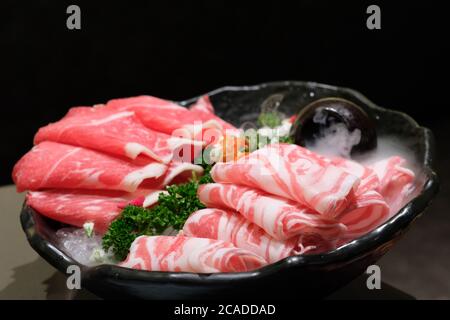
[
  {"left": 120, "top": 235, "right": 267, "bottom": 273},
  {"left": 183, "top": 208, "right": 318, "bottom": 263},
  {"left": 369, "top": 156, "right": 416, "bottom": 215},
  {"left": 337, "top": 190, "right": 390, "bottom": 240},
  {"left": 327, "top": 156, "right": 381, "bottom": 195},
  {"left": 197, "top": 183, "right": 347, "bottom": 241},
  {"left": 326, "top": 156, "right": 390, "bottom": 239},
  {"left": 211, "top": 143, "right": 360, "bottom": 217}
]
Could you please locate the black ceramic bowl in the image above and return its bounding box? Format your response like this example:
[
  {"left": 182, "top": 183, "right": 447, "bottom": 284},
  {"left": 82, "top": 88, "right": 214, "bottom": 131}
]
[{"left": 20, "top": 81, "right": 439, "bottom": 299}]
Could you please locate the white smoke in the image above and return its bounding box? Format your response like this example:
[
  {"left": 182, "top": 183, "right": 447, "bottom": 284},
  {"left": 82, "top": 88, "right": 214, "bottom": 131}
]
[
  {"left": 307, "top": 124, "right": 419, "bottom": 174},
  {"left": 306, "top": 122, "right": 361, "bottom": 159}
]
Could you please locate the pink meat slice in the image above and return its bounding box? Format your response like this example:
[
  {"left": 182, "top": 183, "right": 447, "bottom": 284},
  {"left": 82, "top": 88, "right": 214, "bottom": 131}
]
[
  {"left": 211, "top": 144, "right": 360, "bottom": 217},
  {"left": 103, "top": 95, "right": 237, "bottom": 138},
  {"left": 34, "top": 106, "right": 202, "bottom": 163},
  {"left": 26, "top": 189, "right": 165, "bottom": 233},
  {"left": 12, "top": 141, "right": 168, "bottom": 192},
  {"left": 105, "top": 95, "right": 184, "bottom": 114},
  {"left": 197, "top": 183, "right": 347, "bottom": 241},
  {"left": 369, "top": 156, "right": 416, "bottom": 215},
  {"left": 337, "top": 190, "right": 390, "bottom": 240},
  {"left": 189, "top": 95, "right": 214, "bottom": 113},
  {"left": 325, "top": 156, "right": 390, "bottom": 240},
  {"left": 183, "top": 208, "right": 317, "bottom": 263},
  {"left": 104, "top": 95, "right": 210, "bottom": 135},
  {"left": 62, "top": 104, "right": 111, "bottom": 118},
  {"left": 120, "top": 235, "right": 267, "bottom": 273},
  {"left": 138, "top": 160, "right": 205, "bottom": 190},
  {"left": 328, "top": 157, "right": 380, "bottom": 195},
  {"left": 61, "top": 106, "right": 94, "bottom": 118},
  {"left": 161, "top": 161, "right": 204, "bottom": 186}
]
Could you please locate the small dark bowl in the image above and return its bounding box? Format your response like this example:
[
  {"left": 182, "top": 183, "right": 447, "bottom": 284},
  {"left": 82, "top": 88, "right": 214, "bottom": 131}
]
[{"left": 20, "top": 81, "right": 439, "bottom": 299}]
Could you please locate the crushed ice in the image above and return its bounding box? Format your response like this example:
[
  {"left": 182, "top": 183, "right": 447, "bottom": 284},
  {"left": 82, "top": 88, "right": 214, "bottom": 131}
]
[{"left": 55, "top": 227, "right": 116, "bottom": 266}]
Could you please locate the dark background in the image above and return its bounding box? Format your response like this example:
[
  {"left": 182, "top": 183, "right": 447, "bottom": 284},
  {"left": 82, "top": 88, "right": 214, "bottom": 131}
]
[
  {"left": 2, "top": 0, "right": 448, "bottom": 185},
  {"left": 1, "top": 1, "right": 449, "bottom": 298}
]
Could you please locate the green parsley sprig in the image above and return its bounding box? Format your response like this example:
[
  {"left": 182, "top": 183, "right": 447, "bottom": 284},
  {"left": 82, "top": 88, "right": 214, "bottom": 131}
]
[{"left": 102, "top": 167, "right": 212, "bottom": 261}]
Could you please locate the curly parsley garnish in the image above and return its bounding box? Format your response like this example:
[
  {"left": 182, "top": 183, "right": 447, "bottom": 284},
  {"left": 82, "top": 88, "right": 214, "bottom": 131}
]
[{"left": 102, "top": 168, "right": 211, "bottom": 261}]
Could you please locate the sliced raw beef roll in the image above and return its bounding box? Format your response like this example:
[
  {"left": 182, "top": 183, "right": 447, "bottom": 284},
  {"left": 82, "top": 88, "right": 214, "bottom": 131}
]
[
  {"left": 197, "top": 183, "right": 346, "bottom": 241},
  {"left": 183, "top": 208, "right": 317, "bottom": 263},
  {"left": 370, "top": 156, "right": 416, "bottom": 215},
  {"left": 13, "top": 141, "right": 174, "bottom": 192},
  {"left": 34, "top": 106, "right": 202, "bottom": 163},
  {"left": 26, "top": 189, "right": 164, "bottom": 233},
  {"left": 104, "top": 95, "right": 237, "bottom": 138},
  {"left": 211, "top": 144, "right": 360, "bottom": 217},
  {"left": 120, "top": 235, "right": 267, "bottom": 273}
]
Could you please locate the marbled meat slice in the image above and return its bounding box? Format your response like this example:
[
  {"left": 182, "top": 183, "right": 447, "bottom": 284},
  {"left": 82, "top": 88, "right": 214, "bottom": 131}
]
[
  {"left": 119, "top": 235, "right": 267, "bottom": 273},
  {"left": 34, "top": 106, "right": 202, "bottom": 163},
  {"left": 197, "top": 183, "right": 346, "bottom": 241},
  {"left": 12, "top": 141, "right": 167, "bottom": 192},
  {"left": 183, "top": 208, "right": 317, "bottom": 263},
  {"left": 211, "top": 144, "right": 360, "bottom": 217},
  {"left": 26, "top": 189, "right": 165, "bottom": 233}
]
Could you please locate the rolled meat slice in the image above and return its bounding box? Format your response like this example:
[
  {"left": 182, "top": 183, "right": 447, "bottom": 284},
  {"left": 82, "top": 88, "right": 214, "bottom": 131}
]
[
  {"left": 12, "top": 141, "right": 169, "bottom": 192},
  {"left": 26, "top": 189, "right": 165, "bottom": 233},
  {"left": 211, "top": 144, "right": 360, "bottom": 217},
  {"left": 120, "top": 235, "right": 267, "bottom": 273},
  {"left": 337, "top": 190, "right": 390, "bottom": 240},
  {"left": 34, "top": 106, "right": 202, "bottom": 164},
  {"left": 197, "top": 183, "right": 346, "bottom": 241},
  {"left": 328, "top": 156, "right": 380, "bottom": 196},
  {"left": 103, "top": 95, "right": 194, "bottom": 136},
  {"left": 103, "top": 95, "right": 237, "bottom": 138},
  {"left": 140, "top": 160, "right": 205, "bottom": 188},
  {"left": 183, "top": 208, "right": 318, "bottom": 263},
  {"left": 13, "top": 142, "right": 204, "bottom": 193},
  {"left": 323, "top": 156, "right": 390, "bottom": 240},
  {"left": 370, "top": 156, "right": 416, "bottom": 215}
]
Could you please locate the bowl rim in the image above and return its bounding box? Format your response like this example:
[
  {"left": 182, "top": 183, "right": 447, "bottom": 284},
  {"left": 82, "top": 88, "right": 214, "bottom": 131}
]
[{"left": 20, "top": 81, "right": 440, "bottom": 285}]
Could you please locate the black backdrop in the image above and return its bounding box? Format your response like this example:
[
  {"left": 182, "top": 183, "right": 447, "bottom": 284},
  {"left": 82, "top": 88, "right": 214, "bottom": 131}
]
[{"left": 1, "top": 0, "right": 448, "bottom": 185}]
